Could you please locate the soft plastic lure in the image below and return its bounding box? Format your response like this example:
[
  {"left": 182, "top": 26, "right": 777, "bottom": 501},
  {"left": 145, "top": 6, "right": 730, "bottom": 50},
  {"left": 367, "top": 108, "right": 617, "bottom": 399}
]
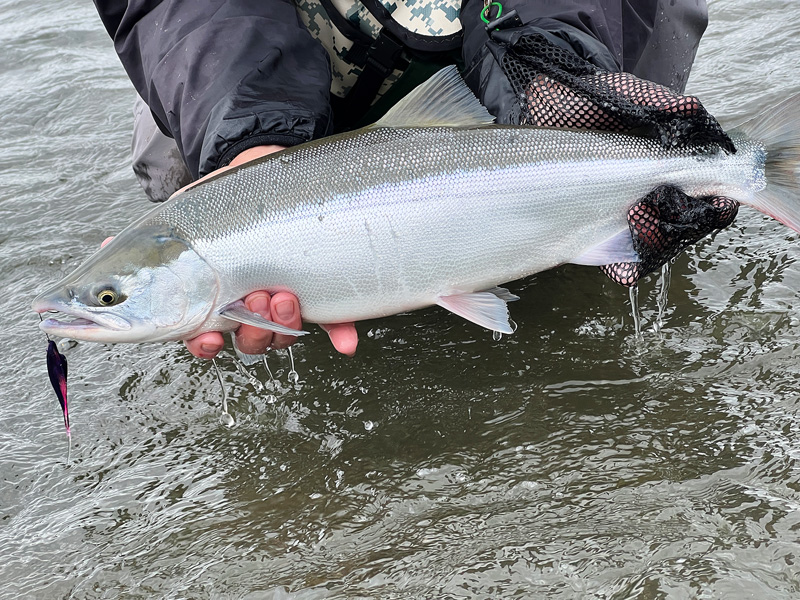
[{"left": 46, "top": 340, "right": 70, "bottom": 434}]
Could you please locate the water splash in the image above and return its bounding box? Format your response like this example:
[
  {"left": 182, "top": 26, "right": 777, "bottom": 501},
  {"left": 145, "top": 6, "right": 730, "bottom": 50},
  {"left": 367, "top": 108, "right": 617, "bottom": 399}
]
[
  {"left": 212, "top": 359, "right": 235, "bottom": 427},
  {"left": 492, "top": 330, "right": 502, "bottom": 341},
  {"left": 262, "top": 354, "right": 275, "bottom": 383},
  {"left": 56, "top": 338, "right": 77, "bottom": 353},
  {"left": 233, "top": 359, "right": 264, "bottom": 392},
  {"left": 261, "top": 354, "right": 278, "bottom": 404},
  {"left": 629, "top": 284, "right": 643, "bottom": 338},
  {"left": 654, "top": 262, "right": 672, "bottom": 333}
]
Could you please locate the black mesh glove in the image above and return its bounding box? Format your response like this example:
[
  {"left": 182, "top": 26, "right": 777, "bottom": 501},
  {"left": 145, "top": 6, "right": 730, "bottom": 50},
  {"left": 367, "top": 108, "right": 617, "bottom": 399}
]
[
  {"left": 460, "top": 1, "right": 739, "bottom": 285},
  {"left": 601, "top": 187, "right": 739, "bottom": 286},
  {"left": 485, "top": 32, "right": 734, "bottom": 153}
]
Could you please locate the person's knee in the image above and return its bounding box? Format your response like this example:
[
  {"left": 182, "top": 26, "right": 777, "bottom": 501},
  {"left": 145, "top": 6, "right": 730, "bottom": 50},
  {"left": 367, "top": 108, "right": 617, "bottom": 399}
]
[{"left": 131, "top": 95, "right": 192, "bottom": 202}]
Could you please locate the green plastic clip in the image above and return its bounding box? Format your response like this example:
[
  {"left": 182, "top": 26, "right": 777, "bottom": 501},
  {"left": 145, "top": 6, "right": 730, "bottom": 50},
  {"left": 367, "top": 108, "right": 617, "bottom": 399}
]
[{"left": 481, "top": 1, "right": 503, "bottom": 24}]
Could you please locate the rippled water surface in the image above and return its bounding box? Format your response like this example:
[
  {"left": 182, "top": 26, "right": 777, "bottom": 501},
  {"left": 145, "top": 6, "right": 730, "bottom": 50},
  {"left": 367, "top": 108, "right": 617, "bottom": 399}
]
[{"left": 2, "top": 1, "right": 800, "bottom": 597}]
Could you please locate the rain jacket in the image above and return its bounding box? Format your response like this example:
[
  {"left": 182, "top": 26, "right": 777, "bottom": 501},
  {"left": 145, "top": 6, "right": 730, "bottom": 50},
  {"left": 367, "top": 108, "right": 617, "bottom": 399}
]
[{"left": 94, "top": 0, "right": 708, "bottom": 179}]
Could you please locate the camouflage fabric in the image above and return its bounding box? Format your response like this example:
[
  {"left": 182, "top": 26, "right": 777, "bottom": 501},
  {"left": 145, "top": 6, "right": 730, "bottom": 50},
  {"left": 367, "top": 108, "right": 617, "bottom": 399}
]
[{"left": 293, "top": 0, "right": 462, "bottom": 98}]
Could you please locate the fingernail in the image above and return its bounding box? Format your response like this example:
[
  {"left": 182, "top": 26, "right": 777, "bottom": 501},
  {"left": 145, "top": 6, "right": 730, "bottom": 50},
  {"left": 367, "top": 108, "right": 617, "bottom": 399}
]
[
  {"left": 201, "top": 343, "right": 219, "bottom": 354},
  {"left": 248, "top": 296, "right": 270, "bottom": 314},
  {"left": 274, "top": 300, "right": 295, "bottom": 320}
]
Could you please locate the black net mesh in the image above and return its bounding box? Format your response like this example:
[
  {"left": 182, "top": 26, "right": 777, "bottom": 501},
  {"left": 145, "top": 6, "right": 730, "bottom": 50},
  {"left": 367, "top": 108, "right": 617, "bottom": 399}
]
[
  {"left": 500, "top": 34, "right": 736, "bottom": 153},
  {"left": 496, "top": 33, "right": 739, "bottom": 284},
  {"left": 600, "top": 186, "right": 739, "bottom": 286}
]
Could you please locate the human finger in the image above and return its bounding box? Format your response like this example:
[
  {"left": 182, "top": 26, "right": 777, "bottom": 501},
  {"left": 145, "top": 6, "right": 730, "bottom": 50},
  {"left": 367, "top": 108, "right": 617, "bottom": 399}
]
[
  {"left": 320, "top": 323, "right": 358, "bottom": 356},
  {"left": 268, "top": 292, "right": 302, "bottom": 350},
  {"left": 185, "top": 331, "right": 225, "bottom": 359},
  {"left": 234, "top": 291, "right": 274, "bottom": 355}
]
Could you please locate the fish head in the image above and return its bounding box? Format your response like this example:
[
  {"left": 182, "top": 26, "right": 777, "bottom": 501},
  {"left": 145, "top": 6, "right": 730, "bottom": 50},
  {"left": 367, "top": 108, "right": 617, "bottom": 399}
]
[{"left": 32, "top": 224, "right": 219, "bottom": 343}]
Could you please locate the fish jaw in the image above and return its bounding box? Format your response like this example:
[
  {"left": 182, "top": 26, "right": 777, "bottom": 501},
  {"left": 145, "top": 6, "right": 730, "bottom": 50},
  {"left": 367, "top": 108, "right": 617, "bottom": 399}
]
[{"left": 33, "top": 293, "right": 157, "bottom": 343}]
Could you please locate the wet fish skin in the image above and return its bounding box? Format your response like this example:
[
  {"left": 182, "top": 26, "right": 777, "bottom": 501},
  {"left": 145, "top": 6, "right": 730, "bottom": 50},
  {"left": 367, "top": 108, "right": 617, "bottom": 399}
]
[
  {"left": 30, "top": 68, "right": 800, "bottom": 344},
  {"left": 160, "top": 127, "right": 759, "bottom": 323}
]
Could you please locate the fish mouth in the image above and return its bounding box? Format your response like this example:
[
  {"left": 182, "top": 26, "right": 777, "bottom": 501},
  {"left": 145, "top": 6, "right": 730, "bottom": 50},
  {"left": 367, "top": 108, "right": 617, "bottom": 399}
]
[
  {"left": 37, "top": 312, "right": 132, "bottom": 336},
  {"left": 33, "top": 298, "right": 132, "bottom": 335},
  {"left": 39, "top": 314, "right": 110, "bottom": 333}
]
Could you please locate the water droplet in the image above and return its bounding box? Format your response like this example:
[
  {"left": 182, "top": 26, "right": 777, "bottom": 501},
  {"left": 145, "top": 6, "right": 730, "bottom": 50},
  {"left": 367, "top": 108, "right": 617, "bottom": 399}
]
[
  {"left": 262, "top": 354, "right": 275, "bottom": 382},
  {"left": 287, "top": 347, "right": 299, "bottom": 384},
  {"left": 364, "top": 420, "right": 375, "bottom": 431},
  {"left": 508, "top": 318, "right": 518, "bottom": 333},
  {"left": 212, "top": 358, "right": 234, "bottom": 426},
  {"left": 492, "top": 330, "right": 502, "bottom": 341},
  {"left": 233, "top": 359, "right": 263, "bottom": 391}
]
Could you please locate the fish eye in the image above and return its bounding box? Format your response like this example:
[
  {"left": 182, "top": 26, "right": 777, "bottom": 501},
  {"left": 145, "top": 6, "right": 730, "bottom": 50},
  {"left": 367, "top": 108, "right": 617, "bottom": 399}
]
[{"left": 97, "top": 289, "right": 119, "bottom": 306}]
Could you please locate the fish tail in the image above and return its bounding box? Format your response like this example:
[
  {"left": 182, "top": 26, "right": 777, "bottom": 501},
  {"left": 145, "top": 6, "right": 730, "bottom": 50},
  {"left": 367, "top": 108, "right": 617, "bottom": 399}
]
[{"left": 735, "top": 93, "right": 800, "bottom": 232}]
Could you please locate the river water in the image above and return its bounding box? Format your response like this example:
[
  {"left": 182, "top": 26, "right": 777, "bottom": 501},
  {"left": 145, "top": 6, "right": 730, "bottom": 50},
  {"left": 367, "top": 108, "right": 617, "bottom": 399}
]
[{"left": 1, "top": 0, "right": 799, "bottom": 598}]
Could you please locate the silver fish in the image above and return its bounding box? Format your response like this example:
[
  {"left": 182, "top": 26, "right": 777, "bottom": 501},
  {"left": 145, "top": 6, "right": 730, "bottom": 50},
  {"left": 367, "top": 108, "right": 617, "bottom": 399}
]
[{"left": 32, "top": 67, "right": 800, "bottom": 345}]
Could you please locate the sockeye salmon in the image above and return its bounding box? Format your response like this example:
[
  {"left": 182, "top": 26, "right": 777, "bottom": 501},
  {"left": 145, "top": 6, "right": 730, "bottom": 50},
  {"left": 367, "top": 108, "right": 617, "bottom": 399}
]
[{"left": 32, "top": 67, "right": 800, "bottom": 346}]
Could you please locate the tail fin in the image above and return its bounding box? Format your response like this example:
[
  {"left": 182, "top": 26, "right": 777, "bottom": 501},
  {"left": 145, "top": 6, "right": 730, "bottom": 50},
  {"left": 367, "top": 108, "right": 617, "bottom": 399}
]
[{"left": 734, "top": 94, "right": 800, "bottom": 232}]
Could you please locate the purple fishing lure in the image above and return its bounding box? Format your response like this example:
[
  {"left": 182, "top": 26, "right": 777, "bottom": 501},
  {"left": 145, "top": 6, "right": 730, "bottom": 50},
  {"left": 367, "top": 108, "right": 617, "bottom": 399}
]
[{"left": 46, "top": 340, "right": 69, "bottom": 433}]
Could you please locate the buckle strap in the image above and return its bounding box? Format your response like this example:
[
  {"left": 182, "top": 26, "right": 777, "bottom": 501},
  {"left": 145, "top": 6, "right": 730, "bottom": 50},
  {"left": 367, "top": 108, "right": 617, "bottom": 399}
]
[{"left": 338, "top": 29, "right": 405, "bottom": 128}]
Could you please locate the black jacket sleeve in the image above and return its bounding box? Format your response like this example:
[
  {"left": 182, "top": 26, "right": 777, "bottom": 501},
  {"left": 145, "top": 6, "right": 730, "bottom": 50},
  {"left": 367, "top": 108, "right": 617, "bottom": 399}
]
[{"left": 94, "top": 0, "right": 333, "bottom": 178}]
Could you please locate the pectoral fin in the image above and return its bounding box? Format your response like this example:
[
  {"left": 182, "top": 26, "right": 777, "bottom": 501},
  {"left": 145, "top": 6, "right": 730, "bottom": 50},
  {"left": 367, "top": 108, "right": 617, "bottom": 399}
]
[
  {"left": 436, "top": 291, "right": 515, "bottom": 334},
  {"left": 571, "top": 229, "right": 639, "bottom": 266},
  {"left": 219, "top": 301, "right": 309, "bottom": 336}
]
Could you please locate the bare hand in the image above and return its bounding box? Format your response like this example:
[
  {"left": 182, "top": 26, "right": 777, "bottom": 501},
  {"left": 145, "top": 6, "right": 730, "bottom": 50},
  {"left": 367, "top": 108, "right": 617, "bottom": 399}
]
[{"left": 185, "top": 291, "right": 358, "bottom": 358}]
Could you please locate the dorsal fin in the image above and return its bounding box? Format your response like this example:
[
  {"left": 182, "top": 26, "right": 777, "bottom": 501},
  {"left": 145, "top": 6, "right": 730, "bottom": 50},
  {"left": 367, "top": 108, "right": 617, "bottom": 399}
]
[{"left": 375, "top": 66, "right": 495, "bottom": 128}]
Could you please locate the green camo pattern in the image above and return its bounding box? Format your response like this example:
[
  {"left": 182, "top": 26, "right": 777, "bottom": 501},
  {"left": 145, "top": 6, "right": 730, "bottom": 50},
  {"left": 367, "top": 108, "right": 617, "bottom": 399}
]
[{"left": 293, "top": 0, "right": 462, "bottom": 98}]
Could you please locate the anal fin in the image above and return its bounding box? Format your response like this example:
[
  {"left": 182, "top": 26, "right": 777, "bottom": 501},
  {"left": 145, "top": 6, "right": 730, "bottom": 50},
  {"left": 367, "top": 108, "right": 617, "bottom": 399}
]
[
  {"left": 485, "top": 286, "right": 520, "bottom": 302},
  {"left": 436, "top": 290, "right": 516, "bottom": 334}
]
